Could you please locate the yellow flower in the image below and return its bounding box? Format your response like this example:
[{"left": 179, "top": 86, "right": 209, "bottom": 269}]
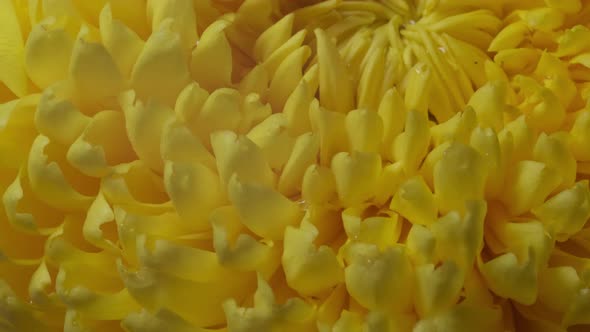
[{"left": 1, "top": 0, "right": 590, "bottom": 331}]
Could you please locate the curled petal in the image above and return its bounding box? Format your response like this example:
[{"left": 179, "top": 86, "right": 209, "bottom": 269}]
[
  {"left": 390, "top": 176, "right": 437, "bottom": 226},
  {"left": 393, "top": 110, "right": 431, "bottom": 174},
  {"left": 331, "top": 151, "right": 381, "bottom": 207},
  {"left": 415, "top": 261, "right": 465, "bottom": 317},
  {"left": 403, "top": 62, "right": 432, "bottom": 116},
  {"left": 309, "top": 103, "right": 348, "bottom": 166},
  {"left": 67, "top": 110, "right": 135, "bottom": 177},
  {"left": 238, "top": 93, "right": 272, "bottom": 133},
  {"left": 315, "top": 28, "right": 354, "bottom": 113},
  {"left": 479, "top": 250, "right": 539, "bottom": 305},
  {"left": 254, "top": 14, "right": 294, "bottom": 62},
  {"left": 164, "top": 160, "right": 223, "bottom": 230},
  {"left": 27, "top": 135, "right": 98, "bottom": 211},
  {"left": 82, "top": 192, "right": 118, "bottom": 252},
  {"left": 196, "top": 88, "right": 242, "bottom": 144},
  {"left": 501, "top": 160, "right": 560, "bottom": 216},
  {"left": 131, "top": 21, "right": 190, "bottom": 106},
  {"left": 433, "top": 142, "right": 486, "bottom": 214},
  {"left": 555, "top": 25, "right": 590, "bottom": 57},
  {"left": 190, "top": 20, "right": 232, "bottom": 91},
  {"left": 147, "top": 0, "right": 196, "bottom": 50},
  {"left": 467, "top": 81, "right": 508, "bottom": 132},
  {"left": 211, "top": 206, "right": 280, "bottom": 276},
  {"left": 344, "top": 244, "right": 413, "bottom": 312},
  {"left": 24, "top": 17, "right": 73, "bottom": 89},
  {"left": 0, "top": 0, "right": 27, "bottom": 97},
  {"left": 118, "top": 261, "right": 254, "bottom": 327},
  {"left": 99, "top": 4, "right": 144, "bottom": 78},
  {"left": 3, "top": 169, "right": 62, "bottom": 234},
  {"left": 123, "top": 92, "right": 173, "bottom": 173},
  {"left": 346, "top": 109, "right": 383, "bottom": 154},
  {"left": 35, "top": 82, "right": 90, "bottom": 146},
  {"left": 282, "top": 223, "right": 343, "bottom": 295},
  {"left": 173, "top": 82, "right": 208, "bottom": 125},
  {"left": 224, "top": 274, "right": 316, "bottom": 332},
  {"left": 470, "top": 127, "right": 504, "bottom": 198},
  {"left": 228, "top": 174, "right": 303, "bottom": 240},
  {"left": 247, "top": 113, "right": 296, "bottom": 171},
  {"left": 377, "top": 88, "right": 405, "bottom": 159},
  {"left": 69, "top": 24, "right": 124, "bottom": 106},
  {"left": 301, "top": 164, "right": 337, "bottom": 205},
  {"left": 278, "top": 132, "right": 320, "bottom": 196},
  {"left": 538, "top": 266, "right": 581, "bottom": 313},
  {"left": 211, "top": 131, "right": 275, "bottom": 188},
  {"left": 431, "top": 201, "right": 487, "bottom": 269},
  {"left": 268, "top": 45, "right": 310, "bottom": 112},
  {"left": 160, "top": 118, "right": 216, "bottom": 171},
  {"left": 532, "top": 181, "right": 590, "bottom": 241},
  {"left": 488, "top": 21, "right": 529, "bottom": 52},
  {"left": 342, "top": 206, "right": 401, "bottom": 250},
  {"left": 533, "top": 133, "right": 575, "bottom": 190}
]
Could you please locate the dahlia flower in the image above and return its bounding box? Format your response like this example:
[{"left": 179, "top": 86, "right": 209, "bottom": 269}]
[{"left": 1, "top": 0, "right": 590, "bottom": 331}]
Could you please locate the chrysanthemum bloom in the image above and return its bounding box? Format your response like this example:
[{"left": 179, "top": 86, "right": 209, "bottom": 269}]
[{"left": 1, "top": 0, "right": 590, "bottom": 331}]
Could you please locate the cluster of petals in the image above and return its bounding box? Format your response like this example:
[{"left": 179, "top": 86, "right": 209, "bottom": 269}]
[{"left": 1, "top": 0, "right": 590, "bottom": 331}]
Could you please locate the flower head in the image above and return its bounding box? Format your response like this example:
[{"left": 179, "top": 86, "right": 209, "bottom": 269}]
[{"left": 1, "top": 0, "right": 590, "bottom": 331}]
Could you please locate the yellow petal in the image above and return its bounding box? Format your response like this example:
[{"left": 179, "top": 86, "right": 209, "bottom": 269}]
[
  {"left": 67, "top": 110, "right": 135, "bottom": 177},
  {"left": 268, "top": 46, "right": 311, "bottom": 111},
  {"left": 196, "top": 88, "right": 242, "bottom": 145},
  {"left": 309, "top": 102, "right": 348, "bottom": 165},
  {"left": 532, "top": 181, "right": 590, "bottom": 241},
  {"left": 131, "top": 21, "right": 190, "bottom": 106},
  {"left": 345, "top": 108, "right": 383, "bottom": 154},
  {"left": 315, "top": 28, "right": 354, "bottom": 113},
  {"left": 69, "top": 24, "right": 123, "bottom": 106},
  {"left": 147, "top": 0, "right": 196, "bottom": 50},
  {"left": 390, "top": 176, "right": 438, "bottom": 226},
  {"left": 0, "top": 0, "right": 27, "bottom": 97},
  {"left": 467, "top": 81, "right": 508, "bottom": 132},
  {"left": 24, "top": 17, "right": 73, "bottom": 89},
  {"left": 415, "top": 261, "right": 464, "bottom": 316},
  {"left": 488, "top": 21, "right": 529, "bottom": 52},
  {"left": 254, "top": 14, "right": 294, "bottom": 62},
  {"left": 164, "top": 160, "right": 222, "bottom": 230},
  {"left": 402, "top": 62, "right": 432, "bottom": 115},
  {"left": 344, "top": 244, "right": 413, "bottom": 312},
  {"left": 393, "top": 110, "right": 431, "bottom": 174},
  {"left": 301, "top": 164, "right": 337, "bottom": 205},
  {"left": 501, "top": 160, "right": 561, "bottom": 216},
  {"left": 228, "top": 174, "right": 303, "bottom": 240},
  {"left": 247, "top": 113, "right": 295, "bottom": 170},
  {"left": 282, "top": 223, "right": 343, "bottom": 295},
  {"left": 190, "top": 19, "right": 232, "bottom": 91},
  {"left": 27, "top": 135, "right": 97, "bottom": 211},
  {"left": 35, "top": 82, "right": 90, "bottom": 146},
  {"left": 211, "top": 206, "right": 280, "bottom": 275},
  {"left": 210, "top": 131, "right": 275, "bottom": 188},
  {"left": 433, "top": 142, "right": 486, "bottom": 213},
  {"left": 160, "top": 118, "right": 216, "bottom": 171},
  {"left": 99, "top": 3, "right": 144, "bottom": 78},
  {"left": 278, "top": 132, "right": 320, "bottom": 197},
  {"left": 122, "top": 93, "right": 173, "bottom": 173},
  {"left": 331, "top": 151, "right": 381, "bottom": 207},
  {"left": 283, "top": 80, "right": 313, "bottom": 135}
]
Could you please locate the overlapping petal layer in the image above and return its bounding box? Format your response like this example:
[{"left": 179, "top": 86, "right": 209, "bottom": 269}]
[{"left": 1, "top": 0, "right": 590, "bottom": 331}]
